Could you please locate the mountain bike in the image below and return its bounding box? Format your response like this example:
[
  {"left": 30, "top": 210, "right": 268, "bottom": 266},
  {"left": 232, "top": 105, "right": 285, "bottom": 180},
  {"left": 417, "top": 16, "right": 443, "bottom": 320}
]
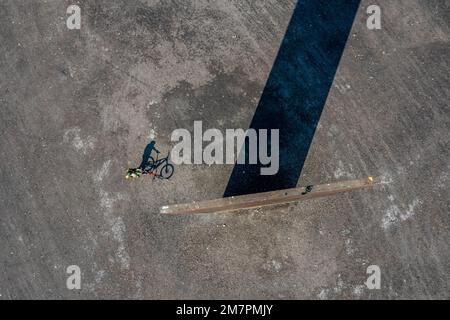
[
  {"left": 126, "top": 152, "right": 174, "bottom": 180},
  {"left": 144, "top": 152, "right": 174, "bottom": 179}
]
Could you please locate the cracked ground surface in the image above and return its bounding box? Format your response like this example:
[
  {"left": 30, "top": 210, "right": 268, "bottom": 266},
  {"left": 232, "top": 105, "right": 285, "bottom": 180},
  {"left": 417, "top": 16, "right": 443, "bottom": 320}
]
[{"left": 0, "top": 0, "right": 449, "bottom": 299}]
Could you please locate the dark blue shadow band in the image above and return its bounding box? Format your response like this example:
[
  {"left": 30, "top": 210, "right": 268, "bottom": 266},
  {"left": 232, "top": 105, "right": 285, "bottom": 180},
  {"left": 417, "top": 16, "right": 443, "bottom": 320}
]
[{"left": 224, "top": 0, "right": 361, "bottom": 197}]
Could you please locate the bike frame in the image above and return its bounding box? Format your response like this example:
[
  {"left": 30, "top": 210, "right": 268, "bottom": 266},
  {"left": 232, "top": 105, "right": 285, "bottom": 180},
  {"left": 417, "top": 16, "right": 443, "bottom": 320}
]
[{"left": 147, "top": 153, "right": 169, "bottom": 172}]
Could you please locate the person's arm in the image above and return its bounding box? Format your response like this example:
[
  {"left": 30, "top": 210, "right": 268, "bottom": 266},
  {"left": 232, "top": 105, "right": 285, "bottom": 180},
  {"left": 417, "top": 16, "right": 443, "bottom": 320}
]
[{"left": 154, "top": 148, "right": 160, "bottom": 154}]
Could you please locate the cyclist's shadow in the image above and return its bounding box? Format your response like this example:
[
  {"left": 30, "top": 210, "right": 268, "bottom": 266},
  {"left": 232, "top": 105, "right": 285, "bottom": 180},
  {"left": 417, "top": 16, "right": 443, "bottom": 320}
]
[
  {"left": 139, "top": 140, "right": 157, "bottom": 170},
  {"left": 137, "top": 140, "right": 174, "bottom": 180}
]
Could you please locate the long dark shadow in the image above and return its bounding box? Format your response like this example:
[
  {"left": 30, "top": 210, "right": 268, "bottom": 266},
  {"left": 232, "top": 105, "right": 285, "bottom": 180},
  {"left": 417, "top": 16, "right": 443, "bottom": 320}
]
[{"left": 224, "top": 0, "right": 361, "bottom": 197}]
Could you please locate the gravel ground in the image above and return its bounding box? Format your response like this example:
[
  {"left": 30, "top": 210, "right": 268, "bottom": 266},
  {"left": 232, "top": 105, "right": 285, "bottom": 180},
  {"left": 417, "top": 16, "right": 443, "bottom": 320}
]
[{"left": 0, "top": 0, "right": 449, "bottom": 299}]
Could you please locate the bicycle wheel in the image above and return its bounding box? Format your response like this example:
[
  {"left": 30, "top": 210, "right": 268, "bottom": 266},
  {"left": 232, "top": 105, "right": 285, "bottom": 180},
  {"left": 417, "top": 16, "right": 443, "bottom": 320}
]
[
  {"left": 143, "top": 157, "right": 155, "bottom": 171},
  {"left": 159, "top": 164, "right": 174, "bottom": 179}
]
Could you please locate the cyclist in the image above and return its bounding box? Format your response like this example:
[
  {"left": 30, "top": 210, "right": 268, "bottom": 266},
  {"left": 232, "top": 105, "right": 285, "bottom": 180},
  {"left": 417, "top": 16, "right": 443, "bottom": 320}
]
[{"left": 126, "top": 168, "right": 142, "bottom": 179}]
